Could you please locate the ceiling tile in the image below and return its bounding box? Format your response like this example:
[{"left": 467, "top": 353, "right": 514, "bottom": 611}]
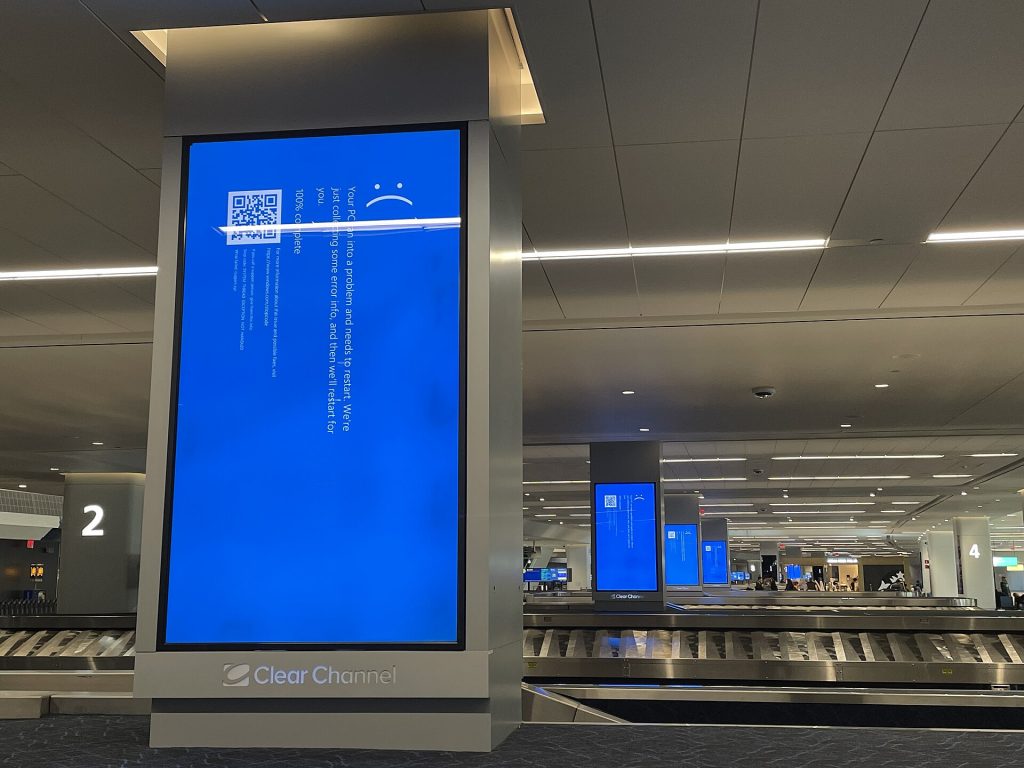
[
  {"left": 33, "top": 281, "right": 156, "bottom": 334},
  {"left": 962, "top": 247, "right": 1024, "bottom": 307},
  {"left": 138, "top": 168, "right": 161, "bottom": 185},
  {"left": 0, "top": 176, "right": 153, "bottom": 265},
  {"left": 0, "top": 163, "right": 15, "bottom": 176},
  {"left": 0, "top": 307, "right": 53, "bottom": 337},
  {"left": 0, "top": 75, "right": 159, "bottom": 252},
  {"left": 82, "top": 0, "right": 264, "bottom": 29},
  {"left": 634, "top": 254, "right": 725, "bottom": 317},
  {"left": 522, "top": 259, "right": 564, "bottom": 321},
  {"left": 800, "top": 244, "right": 919, "bottom": 312},
  {"left": 731, "top": 133, "right": 869, "bottom": 241},
  {"left": 591, "top": 0, "right": 756, "bottom": 144},
  {"left": 0, "top": 285, "right": 129, "bottom": 335},
  {"left": 0, "top": 229, "right": 63, "bottom": 271},
  {"left": 744, "top": 0, "right": 924, "bottom": 138},
  {"left": 541, "top": 258, "right": 639, "bottom": 319},
  {"left": 523, "top": 147, "right": 627, "bottom": 250},
  {"left": 514, "top": 0, "right": 612, "bottom": 150},
  {"left": 882, "top": 243, "right": 1016, "bottom": 308},
  {"left": 937, "top": 123, "right": 1024, "bottom": 233},
  {"left": 719, "top": 251, "right": 821, "bottom": 314},
  {"left": 831, "top": 125, "right": 1004, "bottom": 243},
  {"left": 878, "top": 0, "right": 1024, "bottom": 130},
  {"left": 617, "top": 140, "right": 736, "bottom": 246},
  {"left": 0, "top": 2, "right": 164, "bottom": 169}
]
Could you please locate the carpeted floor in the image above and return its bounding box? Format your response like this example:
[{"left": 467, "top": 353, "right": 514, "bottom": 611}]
[{"left": 2, "top": 716, "right": 1023, "bottom": 767}]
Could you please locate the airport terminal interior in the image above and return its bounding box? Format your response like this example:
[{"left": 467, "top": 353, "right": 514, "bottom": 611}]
[{"left": 2, "top": 1, "right": 1024, "bottom": 765}]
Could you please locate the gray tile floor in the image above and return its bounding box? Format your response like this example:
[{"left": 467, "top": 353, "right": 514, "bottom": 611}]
[{"left": 2, "top": 716, "right": 1023, "bottom": 767}]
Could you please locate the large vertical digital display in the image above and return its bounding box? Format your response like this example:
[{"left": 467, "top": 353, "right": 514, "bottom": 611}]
[
  {"left": 161, "top": 126, "right": 465, "bottom": 647},
  {"left": 664, "top": 524, "right": 699, "bottom": 586},
  {"left": 594, "top": 482, "right": 658, "bottom": 592},
  {"left": 701, "top": 540, "right": 729, "bottom": 585}
]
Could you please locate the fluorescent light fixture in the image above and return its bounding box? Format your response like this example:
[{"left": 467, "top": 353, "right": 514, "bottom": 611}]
[
  {"left": 891, "top": 501, "right": 920, "bottom": 505},
  {"left": 701, "top": 510, "right": 760, "bottom": 516},
  {"left": 874, "top": 384, "right": 889, "bottom": 389},
  {"left": 666, "top": 477, "right": 747, "bottom": 482},
  {"left": 621, "top": 390, "right": 635, "bottom": 395},
  {"left": 840, "top": 424, "right": 852, "bottom": 428},
  {"left": 639, "top": 428, "right": 651, "bottom": 432},
  {"left": 699, "top": 503, "right": 754, "bottom": 507},
  {"left": 49, "top": 467, "right": 59, "bottom": 472},
  {"left": 771, "top": 454, "right": 942, "bottom": 461},
  {"left": 91, "top": 442, "right": 104, "bottom": 446},
  {"left": 967, "top": 453, "right": 1018, "bottom": 458},
  {"left": 662, "top": 457, "right": 746, "bottom": 463},
  {"left": 768, "top": 475, "right": 909, "bottom": 481},
  {"left": 542, "top": 505, "right": 590, "bottom": 510},
  {"left": 927, "top": 229, "right": 1024, "bottom": 243},
  {"left": 933, "top": 474, "right": 972, "bottom": 478},
  {"left": 533, "top": 514, "right": 556, "bottom": 518},
  {"left": 569, "top": 513, "right": 591, "bottom": 518},
  {"left": 770, "top": 502, "right": 873, "bottom": 506},
  {"left": 0, "top": 266, "right": 158, "bottom": 282},
  {"left": 523, "top": 480, "right": 589, "bottom": 485},
  {"left": 527, "top": 238, "right": 827, "bottom": 262}
]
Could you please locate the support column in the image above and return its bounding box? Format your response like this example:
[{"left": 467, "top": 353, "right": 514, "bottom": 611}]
[
  {"left": 926, "top": 530, "right": 959, "bottom": 598},
  {"left": 664, "top": 494, "right": 700, "bottom": 588},
  {"left": 955, "top": 517, "right": 995, "bottom": 610},
  {"left": 699, "top": 517, "right": 730, "bottom": 587},
  {"left": 566, "top": 545, "right": 591, "bottom": 590}
]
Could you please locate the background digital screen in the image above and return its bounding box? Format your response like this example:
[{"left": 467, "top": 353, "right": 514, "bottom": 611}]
[
  {"left": 594, "top": 482, "right": 658, "bottom": 592},
  {"left": 664, "top": 524, "right": 699, "bottom": 586},
  {"left": 785, "top": 564, "right": 803, "bottom": 581},
  {"left": 523, "top": 568, "right": 570, "bottom": 583},
  {"left": 731, "top": 571, "right": 749, "bottom": 582},
  {"left": 163, "top": 126, "right": 464, "bottom": 646},
  {"left": 701, "top": 540, "right": 728, "bottom": 584}
]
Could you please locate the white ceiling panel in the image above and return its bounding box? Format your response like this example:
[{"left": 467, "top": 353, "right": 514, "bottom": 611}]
[
  {"left": 731, "top": 133, "right": 869, "bottom": 241},
  {"left": 0, "top": 2, "right": 164, "bottom": 169},
  {"left": 800, "top": 244, "right": 919, "bottom": 312},
  {"left": 719, "top": 251, "right": 821, "bottom": 314},
  {"left": 522, "top": 147, "right": 627, "bottom": 250},
  {"left": 33, "top": 282, "right": 156, "bottom": 334},
  {"left": 0, "top": 308, "right": 52, "bottom": 337},
  {"left": 513, "top": 0, "right": 612, "bottom": 150},
  {"left": 0, "top": 285, "right": 129, "bottom": 335},
  {"left": 522, "top": 260, "right": 564, "bottom": 322},
  {"left": 831, "top": 125, "right": 1004, "bottom": 243},
  {"left": 82, "top": 0, "right": 264, "bottom": 30},
  {"left": 110, "top": 278, "right": 157, "bottom": 305},
  {"left": 0, "top": 176, "right": 154, "bottom": 265},
  {"left": 963, "top": 248, "right": 1024, "bottom": 307},
  {"left": 878, "top": 0, "right": 1024, "bottom": 130},
  {"left": 591, "top": 0, "right": 756, "bottom": 144},
  {"left": 937, "top": 123, "right": 1024, "bottom": 233},
  {"left": 744, "top": 0, "right": 924, "bottom": 138},
  {"left": 882, "top": 243, "right": 1016, "bottom": 309},
  {"left": 0, "top": 163, "right": 15, "bottom": 176},
  {"left": 616, "top": 140, "right": 736, "bottom": 246},
  {"left": 634, "top": 254, "right": 725, "bottom": 317},
  {"left": 0, "top": 229, "right": 63, "bottom": 271},
  {"left": 541, "top": 258, "right": 640, "bottom": 320},
  {"left": 256, "top": 1, "right": 422, "bottom": 21}
]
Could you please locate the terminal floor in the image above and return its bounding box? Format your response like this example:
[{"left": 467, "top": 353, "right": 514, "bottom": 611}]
[{"left": 3, "top": 716, "right": 1024, "bottom": 767}]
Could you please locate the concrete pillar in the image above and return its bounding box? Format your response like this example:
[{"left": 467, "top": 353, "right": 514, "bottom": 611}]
[
  {"left": 926, "top": 530, "right": 959, "bottom": 598},
  {"left": 57, "top": 473, "right": 144, "bottom": 614},
  {"left": 566, "top": 545, "right": 591, "bottom": 590},
  {"left": 955, "top": 517, "right": 995, "bottom": 610},
  {"left": 664, "top": 495, "right": 700, "bottom": 588}
]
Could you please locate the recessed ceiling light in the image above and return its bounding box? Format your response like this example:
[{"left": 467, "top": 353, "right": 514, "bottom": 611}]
[
  {"left": 538, "top": 497, "right": 545, "bottom": 502},
  {"left": 876, "top": 488, "right": 883, "bottom": 491},
  {"left": 621, "top": 390, "right": 635, "bottom": 395},
  {"left": 927, "top": 228, "right": 1024, "bottom": 244},
  {"left": 0, "top": 266, "right": 158, "bottom": 282},
  {"left": 529, "top": 238, "right": 828, "bottom": 261},
  {"left": 91, "top": 441, "right": 104, "bottom": 446},
  {"left": 49, "top": 467, "right": 59, "bottom": 472},
  {"left": 961, "top": 491, "right": 968, "bottom": 496},
  {"left": 874, "top": 383, "right": 889, "bottom": 389},
  {"left": 17, "top": 484, "right": 26, "bottom": 489},
  {"left": 869, "top": 493, "right": 876, "bottom": 497},
  {"left": 639, "top": 427, "right": 650, "bottom": 432},
  {"left": 840, "top": 424, "right": 852, "bottom": 428}
]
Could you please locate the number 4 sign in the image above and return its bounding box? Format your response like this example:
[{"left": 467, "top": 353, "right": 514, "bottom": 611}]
[{"left": 969, "top": 543, "right": 981, "bottom": 559}]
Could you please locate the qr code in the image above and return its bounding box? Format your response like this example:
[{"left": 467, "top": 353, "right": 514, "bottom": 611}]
[
  {"left": 603, "top": 494, "right": 617, "bottom": 509},
  {"left": 227, "top": 189, "right": 282, "bottom": 244}
]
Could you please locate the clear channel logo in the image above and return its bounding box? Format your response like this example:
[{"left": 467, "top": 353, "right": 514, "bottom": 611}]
[
  {"left": 222, "top": 663, "right": 251, "bottom": 687},
  {"left": 221, "top": 663, "right": 396, "bottom": 688}
]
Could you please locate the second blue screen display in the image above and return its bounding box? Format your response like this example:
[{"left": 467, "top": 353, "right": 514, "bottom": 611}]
[
  {"left": 664, "top": 524, "right": 699, "bottom": 586},
  {"left": 701, "top": 540, "right": 729, "bottom": 585}
]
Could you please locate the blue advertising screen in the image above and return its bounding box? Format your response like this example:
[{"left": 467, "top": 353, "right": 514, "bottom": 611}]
[
  {"left": 701, "top": 540, "right": 728, "bottom": 585},
  {"left": 161, "top": 126, "right": 464, "bottom": 647},
  {"left": 664, "top": 524, "right": 699, "bottom": 586},
  {"left": 594, "top": 482, "right": 658, "bottom": 592},
  {"left": 523, "top": 568, "right": 569, "bottom": 583},
  {"left": 785, "top": 564, "right": 803, "bottom": 581}
]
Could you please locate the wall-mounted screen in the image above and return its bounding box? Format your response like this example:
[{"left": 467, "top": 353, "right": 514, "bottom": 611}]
[
  {"left": 523, "top": 568, "right": 570, "bottom": 583},
  {"left": 993, "top": 556, "right": 1019, "bottom": 567},
  {"left": 701, "top": 540, "right": 728, "bottom": 585},
  {"left": 785, "top": 564, "right": 803, "bottom": 581},
  {"left": 161, "top": 125, "right": 465, "bottom": 648},
  {"left": 594, "top": 482, "right": 658, "bottom": 592},
  {"left": 664, "top": 524, "right": 699, "bottom": 586}
]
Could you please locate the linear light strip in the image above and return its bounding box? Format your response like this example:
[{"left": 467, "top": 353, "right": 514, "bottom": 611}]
[
  {"left": 768, "top": 475, "right": 910, "bottom": 481},
  {"left": 699, "top": 503, "right": 755, "bottom": 507},
  {"left": 219, "top": 217, "right": 462, "bottom": 236},
  {"left": 528, "top": 238, "right": 828, "bottom": 261},
  {"left": 927, "top": 229, "right": 1024, "bottom": 243},
  {"left": 771, "top": 454, "right": 943, "bottom": 460},
  {"left": 523, "top": 480, "right": 589, "bottom": 485},
  {"left": 769, "top": 502, "right": 873, "bottom": 506},
  {"left": 967, "top": 453, "right": 1018, "bottom": 457},
  {"left": 0, "top": 266, "right": 158, "bottom": 282},
  {"left": 665, "top": 477, "right": 747, "bottom": 482},
  {"left": 662, "top": 457, "right": 747, "bottom": 463},
  {"left": 771, "top": 510, "right": 867, "bottom": 515}
]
